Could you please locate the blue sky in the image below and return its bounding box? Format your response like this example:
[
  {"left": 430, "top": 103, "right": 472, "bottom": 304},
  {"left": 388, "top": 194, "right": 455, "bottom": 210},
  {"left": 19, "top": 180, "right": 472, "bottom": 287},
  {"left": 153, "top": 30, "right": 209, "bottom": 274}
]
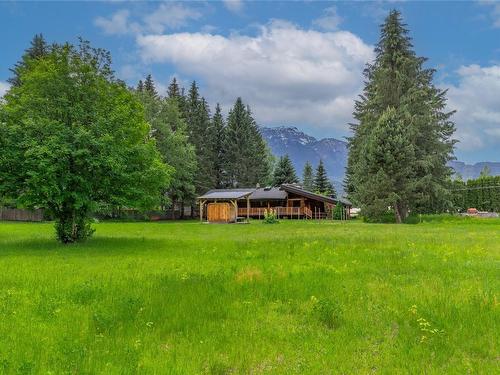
[{"left": 1, "top": 1, "right": 499, "bottom": 163}]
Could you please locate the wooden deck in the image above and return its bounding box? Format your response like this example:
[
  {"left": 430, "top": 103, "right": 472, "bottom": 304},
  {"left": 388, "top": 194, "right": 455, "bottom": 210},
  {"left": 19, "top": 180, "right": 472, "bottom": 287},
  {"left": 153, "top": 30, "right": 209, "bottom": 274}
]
[{"left": 237, "top": 207, "right": 329, "bottom": 219}]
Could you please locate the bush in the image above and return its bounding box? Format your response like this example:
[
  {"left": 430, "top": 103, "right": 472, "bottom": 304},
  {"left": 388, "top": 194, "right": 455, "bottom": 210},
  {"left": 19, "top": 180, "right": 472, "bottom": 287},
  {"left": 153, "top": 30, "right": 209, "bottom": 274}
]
[
  {"left": 332, "top": 204, "right": 345, "bottom": 220},
  {"left": 263, "top": 208, "right": 279, "bottom": 224},
  {"left": 311, "top": 297, "right": 342, "bottom": 329},
  {"left": 404, "top": 214, "right": 421, "bottom": 224},
  {"left": 362, "top": 211, "right": 396, "bottom": 223}
]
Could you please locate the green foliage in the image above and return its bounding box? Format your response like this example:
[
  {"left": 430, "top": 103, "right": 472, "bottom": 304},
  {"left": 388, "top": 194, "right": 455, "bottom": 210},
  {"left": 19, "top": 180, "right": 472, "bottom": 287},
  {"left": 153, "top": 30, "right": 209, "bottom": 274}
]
[
  {"left": 263, "top": 208, "right": 279, "bottom": 224},
  {"left": 0, "top": 40, "right": 170, "bottom": 242},
  {"left": 137, "top": 85, "right": 197, "bottom": 212},
  {"left": 8, "top": 34, "right": 49, "bottom": 87},
  {"left": 450, "top": 175, "right": 500, "bottom": 212},
  {"left": 311, "top": 296, "right": 342, "bottom": 329},
  {"left": 331, "top": 204, "right": 344, "bottom": 220},
  {"left": 212, "top": 103, "right": 226, "bottom": 188},
  {"left": 302, "top": 161, "right": 314, "bottom": 191},
  {"left": 223, "top": 98, "right": 272, "bottom": 188},
  {"left": 346, "top": 10, "right": 456, "bottom": 223},
  {"left": 272, "top": 154, "right": 298, "bottom": 186},
  {"left": 313, "top": 160, "right": 335, "bottom": 197}
]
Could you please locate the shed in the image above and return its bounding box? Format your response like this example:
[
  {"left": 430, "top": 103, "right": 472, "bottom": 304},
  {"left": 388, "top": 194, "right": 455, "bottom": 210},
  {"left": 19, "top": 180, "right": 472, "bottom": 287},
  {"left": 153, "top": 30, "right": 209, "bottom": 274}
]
[{"left": 198, "top": 189, "right": 254, "bottom": 223}]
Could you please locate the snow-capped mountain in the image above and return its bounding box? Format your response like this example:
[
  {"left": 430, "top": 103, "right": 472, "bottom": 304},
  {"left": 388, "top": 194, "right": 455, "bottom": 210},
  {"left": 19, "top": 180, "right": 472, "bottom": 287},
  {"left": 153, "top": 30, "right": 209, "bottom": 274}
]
[{"left": 260, "top": 126, "right": 348, "bottom": 182}]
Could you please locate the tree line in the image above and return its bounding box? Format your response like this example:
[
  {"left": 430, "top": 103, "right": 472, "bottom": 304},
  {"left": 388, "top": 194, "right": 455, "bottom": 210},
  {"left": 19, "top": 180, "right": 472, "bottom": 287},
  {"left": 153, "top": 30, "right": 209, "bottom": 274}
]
[
  {"left": 272, "top": 156, "right": 336, "bottom": 198},
  {"left": 450, "top": 175, "right": 500, "bottom": 213},
  {"left": 0, "top": 35, "right": 279, "bottom": 242}
]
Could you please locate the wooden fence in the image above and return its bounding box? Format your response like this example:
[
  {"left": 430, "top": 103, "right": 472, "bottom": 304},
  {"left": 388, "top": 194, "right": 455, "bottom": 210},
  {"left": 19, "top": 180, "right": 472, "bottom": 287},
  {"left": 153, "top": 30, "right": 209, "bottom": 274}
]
[{"left": 0, "top": 208, "right": 44, "bottom": 222}]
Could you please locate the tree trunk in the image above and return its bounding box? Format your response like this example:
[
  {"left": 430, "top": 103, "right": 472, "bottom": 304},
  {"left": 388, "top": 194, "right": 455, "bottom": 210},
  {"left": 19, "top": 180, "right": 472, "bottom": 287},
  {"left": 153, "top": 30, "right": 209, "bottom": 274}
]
[
  {"left": 394, "top": 202, "right": 408, "bottom": 224},
  {"left": 171, "top": 199, "right": 176, "bottom": 220}
]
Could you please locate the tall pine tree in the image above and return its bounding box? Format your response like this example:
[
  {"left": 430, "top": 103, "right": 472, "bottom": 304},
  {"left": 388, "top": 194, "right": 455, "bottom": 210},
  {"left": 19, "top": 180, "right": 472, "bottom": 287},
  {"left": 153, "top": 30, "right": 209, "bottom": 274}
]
[
  {"left": 346, "top": 10, "right": 455, "bottom": 222},
  {"left": 223, "top": 98, "right": 271, "bottom": 187},
  {"left": 8, "top": 34, "right": 49, "bottom": 87},
  {"left": 272, "top": 155, "right": 298, "bottom": 186},
  {"left": 302, "top": 161, "right": 314, "bottom": 191},
  {"left": 144, "top": 74, "right": 157, "bottom": 98},
  {"left": 185, "top": 81, "right": 216, "bottom": 194},
  {"left": 314, "top": 160, "right": 335, "bottom": 197},
  {"left": 136, "top": 79, "right": 196, "bottom": 215},
  {"left": 212, "top": 103, "right": 226, "bottom": 188}
]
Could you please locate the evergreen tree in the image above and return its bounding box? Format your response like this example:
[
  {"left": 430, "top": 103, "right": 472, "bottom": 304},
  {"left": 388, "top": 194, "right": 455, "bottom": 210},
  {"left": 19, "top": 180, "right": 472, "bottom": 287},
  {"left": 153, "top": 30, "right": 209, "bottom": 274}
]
[
  {"left": 144, "top": 74, "right": 157, "bottom": 98},
  {"left": 346, "top": 10, "right": 456, "bottom": 222},
  {"left": 314, "top": 160, "right": 335, "bottom": 197},
  {"left": 224, "top": 98, "right": 271, "bottom": 187},
  {"left": 8, "top": 34, "right": 50, "bottom": 87},
  {"left": 136, "top": 85, "right": 197, "bottom": 216},
  {"left": 136, "top": 80, "right": 144, "bottom": 92},
  {"left": 167, "top": 77, "right": 181, "bottom": 99},
  {"left": 184, "top": 81, "right": 216, "bottom": 194},
  {"left": 272, "top": 155, "right": 298, "bottom": 186},
  {"left": 212, "top": 103, "right": 226, "bottom": 188},
  {"left": 302, "top": 161, "right": 314, "bottom": 191}
]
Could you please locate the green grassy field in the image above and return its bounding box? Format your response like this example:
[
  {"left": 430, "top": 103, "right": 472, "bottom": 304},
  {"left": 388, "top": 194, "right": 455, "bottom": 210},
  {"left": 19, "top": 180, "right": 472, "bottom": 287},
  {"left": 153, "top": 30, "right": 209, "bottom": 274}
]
[{"left": 0, "top": 219, "right": 498, "bottom": 374}]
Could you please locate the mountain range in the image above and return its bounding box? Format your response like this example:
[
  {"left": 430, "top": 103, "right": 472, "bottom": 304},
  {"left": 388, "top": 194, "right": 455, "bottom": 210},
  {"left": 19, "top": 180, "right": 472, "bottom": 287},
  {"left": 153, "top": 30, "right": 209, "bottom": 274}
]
[{"left": 260, "top": 126, "right": 500, "bottom": 185}]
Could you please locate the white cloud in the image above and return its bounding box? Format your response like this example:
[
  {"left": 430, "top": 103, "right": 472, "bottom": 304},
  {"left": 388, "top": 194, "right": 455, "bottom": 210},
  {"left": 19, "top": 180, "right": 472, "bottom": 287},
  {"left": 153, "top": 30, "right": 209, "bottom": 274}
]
[
  {"left": 0, "top": 81, "right": 10, "bottom": 98},
  {"left": 223, "top": 0, "right": 244, "bottom": 14},
  {"left": 95, "top": 3, "right": 202, "bottom": 35},
  {"left": 313, "top": 6, "right": 343, "bottom": 31},
  {"left": 94, "top": 9, "right": 133, "bottom": 35},
  {"left": 136, "top": 20, "right": 374, "bottom": 136},
  {"left": 482, "top": 1, "right": 500, "bottom": 28},
  {"left": 445, "top": 64, "right": 500, "bottom": 151},
  {"left": 143, "top": 3, "right": 202, "bottom": 33}
]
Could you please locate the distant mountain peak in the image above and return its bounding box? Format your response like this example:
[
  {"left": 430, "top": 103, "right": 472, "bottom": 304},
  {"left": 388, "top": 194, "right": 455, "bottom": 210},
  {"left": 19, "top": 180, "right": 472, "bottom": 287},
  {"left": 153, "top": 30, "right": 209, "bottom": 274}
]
[{"left": 260, "top": 125, "right": 499, "bottom": 184}]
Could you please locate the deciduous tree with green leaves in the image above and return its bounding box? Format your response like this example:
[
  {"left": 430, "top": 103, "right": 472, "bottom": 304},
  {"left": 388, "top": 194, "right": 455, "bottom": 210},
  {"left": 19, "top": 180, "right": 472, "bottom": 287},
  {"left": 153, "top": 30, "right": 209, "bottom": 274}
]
[{"left": 0, "top": 41, "right": 171, "bottom": 242}]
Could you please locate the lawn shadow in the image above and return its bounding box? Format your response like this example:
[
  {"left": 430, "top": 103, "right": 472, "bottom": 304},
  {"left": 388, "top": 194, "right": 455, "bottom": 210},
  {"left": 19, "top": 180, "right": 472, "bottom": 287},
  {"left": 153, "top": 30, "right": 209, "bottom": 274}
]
[{"left": 0, "top": 236, "right": 178, "bottom": 257}]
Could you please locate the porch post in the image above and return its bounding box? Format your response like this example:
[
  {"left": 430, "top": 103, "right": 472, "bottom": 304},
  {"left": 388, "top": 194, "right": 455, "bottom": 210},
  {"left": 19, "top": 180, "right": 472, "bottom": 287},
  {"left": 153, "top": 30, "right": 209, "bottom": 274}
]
[{"left": 246, "top": 196, "right": 250, "bottom": 220}]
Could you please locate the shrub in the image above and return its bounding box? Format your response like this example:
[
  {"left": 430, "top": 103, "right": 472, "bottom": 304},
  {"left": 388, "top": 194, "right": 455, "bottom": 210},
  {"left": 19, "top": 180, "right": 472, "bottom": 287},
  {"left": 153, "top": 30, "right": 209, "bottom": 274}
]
[
  {"left": 332, "top": 204, "right": 345, "bottom": 220},
  {"left": 311, "top": 297, "right": 342, "bottom": 329},
  {"left": 362, "top": 211, "right": 396, "bottom": 223},
  {"left": 404, "top": 214, "right": 421, "bottom": 224},
  {"left": 263, "top": 208, "right": 279, "bottom": 224}
]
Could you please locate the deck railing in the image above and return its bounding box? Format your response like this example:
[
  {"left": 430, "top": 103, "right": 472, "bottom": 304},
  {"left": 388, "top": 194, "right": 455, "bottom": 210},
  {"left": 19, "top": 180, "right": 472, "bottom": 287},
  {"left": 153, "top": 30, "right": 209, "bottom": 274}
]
[{"left": 238, "top": 206, "right": 305, "bottom": 218}]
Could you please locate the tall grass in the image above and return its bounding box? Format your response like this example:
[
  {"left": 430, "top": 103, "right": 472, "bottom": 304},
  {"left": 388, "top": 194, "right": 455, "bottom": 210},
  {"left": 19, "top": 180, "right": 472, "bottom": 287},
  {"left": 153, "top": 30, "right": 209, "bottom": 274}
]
[{"left": 0, "top": 220, "right": 498, "bottom": 373}]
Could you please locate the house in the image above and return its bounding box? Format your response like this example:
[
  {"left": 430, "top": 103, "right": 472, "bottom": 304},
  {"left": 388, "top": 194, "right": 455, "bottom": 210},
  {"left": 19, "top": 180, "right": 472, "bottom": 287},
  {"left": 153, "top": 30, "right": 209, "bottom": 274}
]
[{"left": 197, "top": 184, "right": 352, "bottom": 223}]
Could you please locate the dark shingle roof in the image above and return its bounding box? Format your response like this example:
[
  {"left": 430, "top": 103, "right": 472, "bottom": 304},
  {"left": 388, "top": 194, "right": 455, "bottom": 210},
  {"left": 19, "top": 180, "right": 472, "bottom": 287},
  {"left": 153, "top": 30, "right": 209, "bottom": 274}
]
[
  {"left": 249, "top": 188, "right": 287, "bottom": 200},
  {"left": 198, "top": 189, "right": 254, "bottom": 200},
  {"left": 281, "top": 184, "right": 352, "bottom": 206}
]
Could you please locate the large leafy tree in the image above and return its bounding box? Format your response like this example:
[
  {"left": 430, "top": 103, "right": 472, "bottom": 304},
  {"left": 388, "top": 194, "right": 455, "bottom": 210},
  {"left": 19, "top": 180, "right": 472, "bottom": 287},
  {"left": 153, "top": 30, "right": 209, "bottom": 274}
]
[
  {"left": 223, "top": 98, "right": 271, "bottom": 187},
  {"left": 272, "top": 155, "right": 298, "bottom": 186},
  {"left": 0, "top": 41, "right": 170, "bottom": 242},
  {"left": 8, "top": 34, "right": 50, "bottom": 87},
  {"left": 314, "top": 160, "right": 335, "bottom": 197},
  {"left": 346, "top": 10, "right": 456, "bottom": 222},
  {"left": 302, "top": 161, "right": 314, "bottom": 191},
  {"left": 137, "top": 77, "right": 197, "bottom": 216}
]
